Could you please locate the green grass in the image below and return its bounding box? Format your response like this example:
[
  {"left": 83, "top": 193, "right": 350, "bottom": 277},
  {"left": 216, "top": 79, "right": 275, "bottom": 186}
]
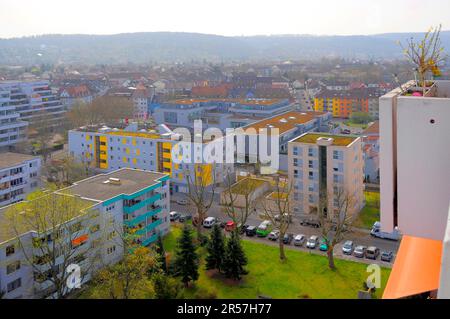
[
  {"left": 165, "top": 224, "right": 390, "bottom": 299},
  {"left": 343, "top": 121, "right": 368, "bottom": 129},
  {"left": 354, "top": 192, "right": 380, "bottom": 229}
]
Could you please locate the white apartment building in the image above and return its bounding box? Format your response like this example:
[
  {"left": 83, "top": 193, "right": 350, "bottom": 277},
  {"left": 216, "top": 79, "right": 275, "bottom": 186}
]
[
  {"left": 288, "top": 133, "right": 365, "bottom": 218},
  {"left": 0, "top": 153, "right": 41, "bottom": 208},
  {"left": 0, "top": 80, "right": 66, "bottom": 129},
  {"left": 0, "top": 168, "right": 170, "bottom": 299},
  {"left": 0, "top": 85, "right": 28, "bottom": 150}
]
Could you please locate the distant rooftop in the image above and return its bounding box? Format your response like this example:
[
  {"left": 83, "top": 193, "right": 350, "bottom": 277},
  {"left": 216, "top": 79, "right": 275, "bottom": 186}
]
[
  {"left": 292, "top": 133, "right": 357, "bottom": 147},
  {"left": 363, "top": 121, "right": 379, "bottom": 135},
  {"left": 244, "top": 111, "right": 327, "bottom": 135},
  {"left": 0, "top": 152, "right": 40, "bottom": 170},
  {"left": 230, "top": 177, "right": 267, "bottom": 195},
  {"left": 59, "top": 168, "right": 168, "bottom": 202},
  {"left": 165, "top": 98, "right": 285, "bottom": 107}
]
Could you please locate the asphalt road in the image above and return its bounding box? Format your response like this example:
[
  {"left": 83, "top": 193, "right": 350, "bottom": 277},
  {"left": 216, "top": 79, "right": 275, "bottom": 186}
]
[{"left": 170, "top": 193, "right": 399, "bottom": 268}]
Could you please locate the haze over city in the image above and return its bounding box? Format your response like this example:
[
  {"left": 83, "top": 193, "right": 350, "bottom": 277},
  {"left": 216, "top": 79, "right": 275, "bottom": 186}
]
[{"left": 1, "top": 0, "right": 450, "bottom": 38}]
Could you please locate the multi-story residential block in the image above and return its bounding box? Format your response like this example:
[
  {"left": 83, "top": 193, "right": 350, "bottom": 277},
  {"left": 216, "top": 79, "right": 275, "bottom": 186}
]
[
  {"left": 153, "top": 98, "right": 294, "bottom": 131},
  {"left": 0, "top": 168, "right": 170, "bottom": 299},
  {"left": 0, "top": 153, "right": 41, "bottom": 207},
  {"left": 0, "top": 86, "right": 28, "bottom": 150},
  {"left": 132, "top": 86, "right": 154, "bottom": 120},
  {"left": 362, "top": 121, "right": 380, "bottom": 183},
  {"left": 236, "top": 111, "right": 332, "bottom": 172},
  {"left": 314, "top": 88, "right": 384, "bottom": 118},
  {"left": 68, "top": 122, "right": 233, "bottom": 193},
  {"left": 59, "top": 85, "right": 93, "bottom": 109},
  {"left": 379, "top": 80, "right": 450, "bottom": 299},
  {"left": 0, "top": 80, "right": 66, "bottom": 129},
  {"left": 287, "top": 133, "right": 364, "bottom": 218}
]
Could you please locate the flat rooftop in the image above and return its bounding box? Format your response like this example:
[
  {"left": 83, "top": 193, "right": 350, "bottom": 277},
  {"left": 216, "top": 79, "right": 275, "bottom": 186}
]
[
  {"left": 243, "top": 111, "right": 326, "bottom": 135},
  {"left": 0, "top": 152, "right": 40, "bottom": 170},
  {"left": 59, "top": 168, "right": 168, "bottom": 202},
  {"left": 230, "top": 177, "right": 267, "bottom": 195},
  {"left": 0, "top": 193, "right": 95, "bottom": 244},
  {"left": 292, "top": 133, "right": 357, "bottom": 147}
]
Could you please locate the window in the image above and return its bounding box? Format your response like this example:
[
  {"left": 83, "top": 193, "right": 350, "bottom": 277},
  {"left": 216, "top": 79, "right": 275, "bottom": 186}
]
[
  {"left": 6, "top": 261, "right": 21, "bottom": 274},
  {"left": 90, "top": 224, "right": 100, "bottom": 234},
  {"left": 308, "top": 160, "right": 313, "bottom": 169},
  {"left": 6, "top": 244, "right": 15, "bottom": 257},
  {"left": 107, "top": 246, "right": 116, "bottom": 255},
  {"left": 293, "top": 147, "right": 298, "bottom": 156},
  {"left": 7, "top": 278, "right": 21, "bottom": 292}
]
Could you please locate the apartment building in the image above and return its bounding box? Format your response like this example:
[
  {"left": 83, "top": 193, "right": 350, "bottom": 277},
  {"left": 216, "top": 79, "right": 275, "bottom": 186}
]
[
  {"left": 0, "top": 80, "right": 66, "bottom": 129},
  {"left": 68, "top": 122, "right": 233, "bottom": 193},
  {"left": 362, "top": 121, "right": 380, "bottom": 183},
  {"left": 132, "top": 86, "right": 154, "bottom": 120},
  {"left": 287, "top": 133, "right": 364, "bottom": 218},
  {"left": 0, "top": 153, "right": 41, "bottom": 208},
  {"left": 59, "top": 85, "right": 93, "bottom": 109},
  {"left": 379, "top": 80, "right": 450, "bottom": 299},
  {"left": 0, "top": 168, "right": 170, "bottom": 299},
  {"left": 153, "top": 98, "right": 294, "bottom": 131},
  {"left": 236, "top": 111, "right": 332, "bottom": 172},
  {"left": 0, "top": 85, "right": 28, "bottom": 150},
  {"left": 314, "top": 88, "right": 384, "bottom": 118}
]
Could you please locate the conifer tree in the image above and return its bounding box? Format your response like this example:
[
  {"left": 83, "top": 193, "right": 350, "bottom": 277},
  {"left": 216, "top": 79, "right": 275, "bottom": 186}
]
[
  {"left": 223, "top": 231, "right": 248, "bottom": 280},
  {"left": 174, "top": 225, "right": 199, "bottom": 287},
  {"left": 205, "top": 224, "right": 226, "bottom": 272}
]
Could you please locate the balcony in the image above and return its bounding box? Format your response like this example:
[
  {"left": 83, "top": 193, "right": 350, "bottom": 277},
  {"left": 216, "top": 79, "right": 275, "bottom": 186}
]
[
  {"left": 123, "top": 193, "right": 161, "bottom": 213},
  {"left": 379, "top": 80, "right": 450, "bottom": 241}
]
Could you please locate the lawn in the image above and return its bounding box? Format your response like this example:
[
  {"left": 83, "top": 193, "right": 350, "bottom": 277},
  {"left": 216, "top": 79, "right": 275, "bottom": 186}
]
[
  {"left": 354, "top": 192, "right": 380, "bottom": 229},
  {"left": 165, "top": 224, "right": 390, "bottom": 299},
  {"left": 343, "top": 121, "right": 368, "bottom": 129}
]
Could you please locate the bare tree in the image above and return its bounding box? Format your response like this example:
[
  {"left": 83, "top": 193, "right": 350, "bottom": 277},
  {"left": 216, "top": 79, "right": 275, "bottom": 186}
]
[
  {"left": 316, "top": 186, "right": 355, "bottom": 270},
  {"left": 399, "top": 24, "right": 447, "bottom": 94},
  {"left": 43, "top": 155, "right": 94, "bottom": 186},
  {"left": 221, "top": 172, "right": 256, "bottom": 234},
  {"left": 261, "top": 177, "right": 294, "bottom": 261},
  {"left": 3, "top": 187, "right": 104, "bottom": 299},
  {"left": 66, "top": 96, "right": 134, "bottom": 129},
  {"left": 184, "top": 165, "right": 216, "bottom": 240}
]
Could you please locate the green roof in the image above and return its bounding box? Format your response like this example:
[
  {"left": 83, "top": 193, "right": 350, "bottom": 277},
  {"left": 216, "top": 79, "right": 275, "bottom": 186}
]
[{"left": 292, "top": 133, "right": 357, "bottom": 146}]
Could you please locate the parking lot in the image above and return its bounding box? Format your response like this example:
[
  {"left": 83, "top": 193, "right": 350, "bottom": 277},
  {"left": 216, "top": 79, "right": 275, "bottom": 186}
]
[{"left": 170, "top": 196, "right": 398, "bottom": 268}]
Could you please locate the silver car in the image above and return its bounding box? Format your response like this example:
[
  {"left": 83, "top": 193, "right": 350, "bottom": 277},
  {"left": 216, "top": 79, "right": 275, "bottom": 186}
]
[
  {"left": 294, "top": 234, "right": 306, "bottom": 246},
  {"left": 306, "top": 235, "right": 319, "bottom": 249},
  {"left": 342, "top": 240, "right": 354, "bottom": 255},
  {"left": 353, "top": 245, "right": 367, "bottom": 258}
]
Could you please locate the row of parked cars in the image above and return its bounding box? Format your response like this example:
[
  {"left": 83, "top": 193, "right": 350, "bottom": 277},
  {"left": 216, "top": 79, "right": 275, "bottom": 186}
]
[{"left": 341, "top": 240, "right": 394, "bottom": 262}]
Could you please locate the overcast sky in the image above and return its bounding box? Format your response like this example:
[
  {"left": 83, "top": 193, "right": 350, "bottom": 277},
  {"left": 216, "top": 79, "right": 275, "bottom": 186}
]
[{"left": 1, "top": 0, "right": 449, "bottom": 38}]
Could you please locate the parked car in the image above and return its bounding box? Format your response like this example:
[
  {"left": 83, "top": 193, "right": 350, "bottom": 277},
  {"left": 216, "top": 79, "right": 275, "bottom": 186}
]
[
  {"left": 179, "top": 214, "right": 192, "bottom": 223},
  {"left": 169, "top": 211, "right": 180, "bottom": 221},
  {"left": 294, "top": 234, "right": 306, "bottom": 246},
  {"left": 365, "top": 246, "right": 380, "bottom": 260},
  {"left": 341, "top": 129, "right": 351, "bottom": 134},
  {"left": 219, "top": 221, "right": 227, "bottom": 228},
  {"left": 274, "top": 214, "right": 292, "bottom": 223},
  {"left": 370, "top": 221, "right": 400, "bottom": 241},
  {"left": 300, "top": 218, "right": 321, "bottom": 228},
  {"left": 381, "top": 251, "right": 394, "bottom": 262},
  {"left": 342, "top": 240, "right": 354, "bottom": 255},
  {"left": 245, "top": 226, "right": 257, "bottom": 237},
  {"left": 319, "top": 239, "right": 328, "bottom": 251},
  {"left": 176, "top": 198, "right": 188, "bottom": 205},
  {"left": 238, "top": 224, "right": 250, "bottom": 235},
  {"left": 256, "top": 220, "right": 272, "bottom": 237},
  {"left": 203, "top": 217, "right": 217, "bottom": 228},
  {"left": 306, "top": 235, "right": 319, "bottom": 249},
  {"left": 283, "top": 233, "right": 294, "bottom": 245},
  {"left": 353, "top": 245, "right": 367, "bottom": 258},
  {"left": 268, "top": 230, "right": 280, "bottom": 241},
  {"left": 225, "top": 221, "right": 236, "bottom": 232}
]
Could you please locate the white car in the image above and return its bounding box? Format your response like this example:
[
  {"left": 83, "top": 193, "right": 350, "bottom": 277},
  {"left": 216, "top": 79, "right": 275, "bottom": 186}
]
[
  {"left": 306, "top": 235, "right": 319, "bottom": 249},
  {"left": 294, "top": 234, "right": 306, "bottom": 246},
  {"left": 203, "top": 216, "right": 217, "bottom": 228},
  {"left": 268, "top": 230, "right": 280, "bottom": 241},
  {"left": 176, "top": 198, "right": 188, "bottom": 205}
]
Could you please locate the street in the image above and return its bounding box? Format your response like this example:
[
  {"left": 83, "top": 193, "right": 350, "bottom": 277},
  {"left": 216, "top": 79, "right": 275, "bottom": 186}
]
[{"left": 170, "top": 192, "right": 399, "bottom": 268}]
